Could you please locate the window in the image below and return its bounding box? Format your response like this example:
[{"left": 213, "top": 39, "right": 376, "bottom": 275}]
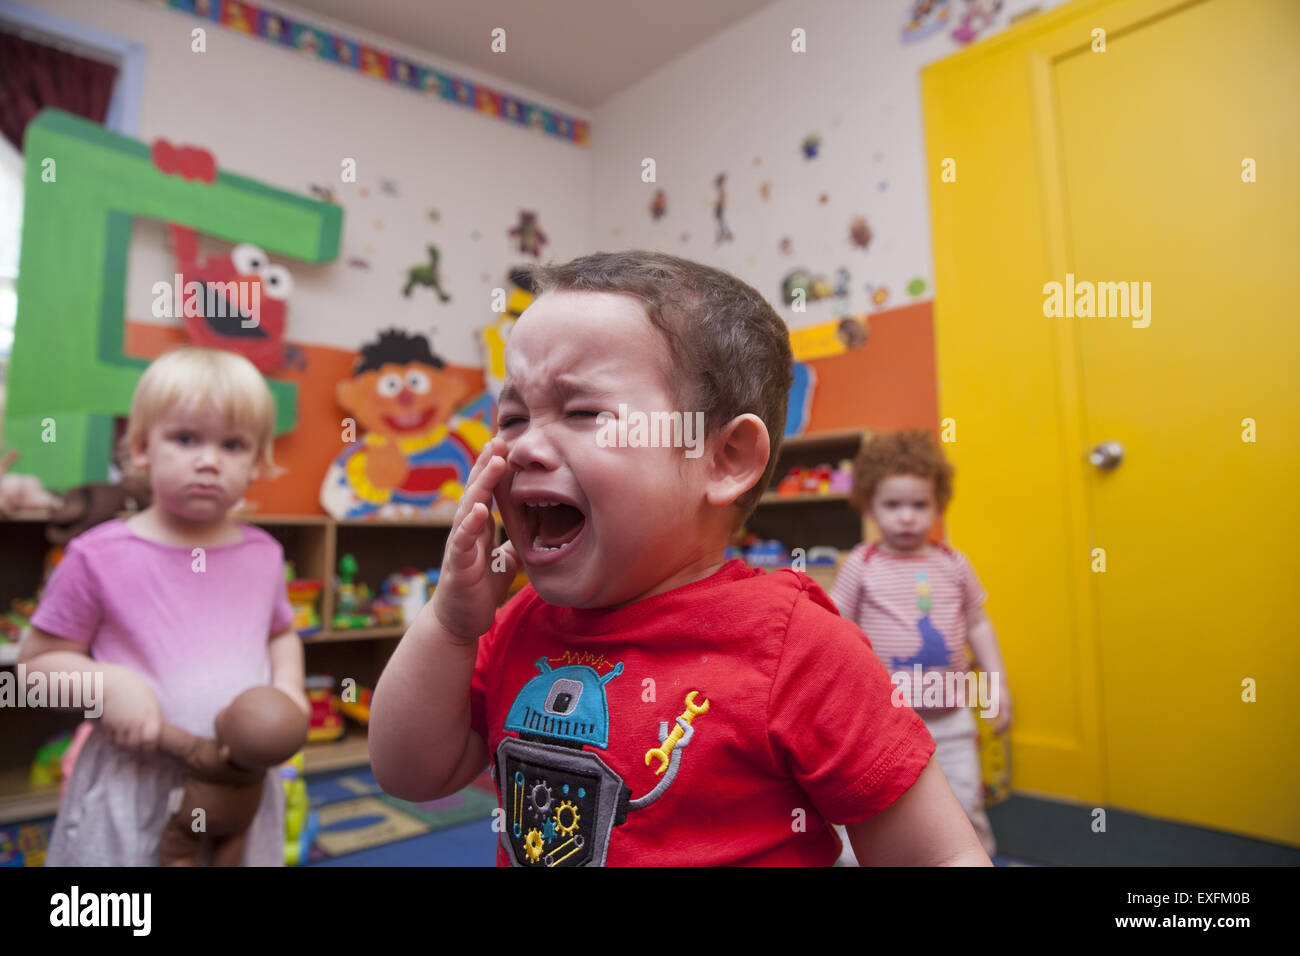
[{"left": 0, "top": 0, "right": 143, "bottom": 409}]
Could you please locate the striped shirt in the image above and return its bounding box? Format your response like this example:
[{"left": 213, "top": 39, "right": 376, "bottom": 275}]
[{"left": 828, "top": 542, "right": 988, "bottom": 709}]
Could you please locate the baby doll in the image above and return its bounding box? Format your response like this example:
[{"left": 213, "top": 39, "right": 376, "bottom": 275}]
[{"left": 157, "top": 685, "right": 308, "bottom": 867}]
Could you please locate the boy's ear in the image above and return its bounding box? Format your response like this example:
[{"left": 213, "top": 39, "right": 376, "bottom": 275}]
[{"left": 704, "top": 414, "right": 770, "bottom": 509}]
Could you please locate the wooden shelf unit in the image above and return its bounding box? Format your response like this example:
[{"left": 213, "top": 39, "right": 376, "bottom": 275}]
[{"left": 747, "top": 428, "right": 872, "bottom": 553}]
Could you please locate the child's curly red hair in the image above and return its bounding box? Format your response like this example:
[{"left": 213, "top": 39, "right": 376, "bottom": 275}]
[{"left": 849, "top": 429, "right": 954, "bottom": 513}]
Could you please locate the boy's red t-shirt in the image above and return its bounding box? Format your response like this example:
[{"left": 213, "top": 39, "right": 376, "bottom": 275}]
[{"left": 470, "top": 559, "right": 936, "bottom": 866}]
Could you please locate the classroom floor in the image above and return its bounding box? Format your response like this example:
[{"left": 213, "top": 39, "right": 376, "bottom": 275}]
[
  {"left": 16, "top": 771, "right": 1296, "bottom": 867},
  {"left": 298, "top": 766, "right": 1038, "bottom": 867},
  {"left": 297, "top": 769, "right": 1300, "bottom": 866}
]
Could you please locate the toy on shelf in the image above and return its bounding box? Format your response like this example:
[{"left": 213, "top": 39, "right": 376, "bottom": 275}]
[
  {"left": 1, "top": 596, "right": 36, "bottom": 663},
  {"left": 45, "top": 471, "right": 152, "bottom": 545},
  {"left": 370, "top": 600, "right": 402, "bottom": 628},
  {"left": 284, "top": 563, "right": 322, "bottom": 635},
  {"left": 332, "top": 554, "right": 376, "bottom": 630},
  {"left": 733, "top": 533, "right": 840, "bottom": 571},
  {"left": 280, "top": 751, "right": 319, "bottom": 866},
  {"left": 829, "top": 459, "right": 854, "bottom": 494},
  {"left": 0, "top": 448, "right": 60, "bottom": 516},
  {"left": 976, "top": 698, "right": 1011, "bottom": 805},
  {"left": 29, "top": 730, "right": 74, "bottom": 788},
  {"left": 0, "top": 822, "right": 50, "bottom": 867},
  {"left": 806, "top": 546, "right": 840, "bottom": 567},
  {"left": 775, "top": 461, "right": 854, "bottom": 497},
  {"left": 305, "top": 675, "right": 345, "bottom": 743},
  {"left": 338, "top": 685, "right": 372, "bottom": 725},
  {"left": 744, "top": 539, "right": 788, "bottom": 568},
  {"left": 381, "top": 567, "right": 428, "bottom": 625}
]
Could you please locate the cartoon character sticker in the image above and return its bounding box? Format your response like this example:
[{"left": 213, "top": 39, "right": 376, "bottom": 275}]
[
  {"left": 494, "top": 657, "right": 711, "bottom": 867},
  {"left": 152, "top": 139, "right": 300, "bottom": 373},
  {"left": 902, "top": 0, "right": 952, "bottom": 43},
  {"left": 319, "top": 329, "right": 494, "bottom": 519}
]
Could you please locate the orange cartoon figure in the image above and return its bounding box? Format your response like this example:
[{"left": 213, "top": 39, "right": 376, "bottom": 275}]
[{"left": 320, "top": 329, "right": 494, "bottom": 520}]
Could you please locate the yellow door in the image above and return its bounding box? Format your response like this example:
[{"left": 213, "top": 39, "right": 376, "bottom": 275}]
[{"left": 924, "top": 0, "right": 1300, "bottom": 845}]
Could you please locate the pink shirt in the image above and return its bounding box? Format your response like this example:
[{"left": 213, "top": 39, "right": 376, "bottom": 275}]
[
  {"left": 31, "top": 519, "right": 294, "bottom": 737},
  {"left": 828, "top": 542, "right": 988, "bottom": 708}
]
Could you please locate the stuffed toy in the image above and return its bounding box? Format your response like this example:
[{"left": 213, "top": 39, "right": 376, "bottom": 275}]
[
  {"left": 157, "top": 686, "right": 309, "bottom": 867},
  {"left": 0, "top": 449, "right": 60, "bottom": 515},
  {"left": 45, "top": 471, "right": 153, "bottom": 546}
]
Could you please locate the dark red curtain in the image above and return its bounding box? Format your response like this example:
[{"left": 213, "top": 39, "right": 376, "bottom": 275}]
[{"left": 0, "top": 29, "right": 119, "bottom": 151}]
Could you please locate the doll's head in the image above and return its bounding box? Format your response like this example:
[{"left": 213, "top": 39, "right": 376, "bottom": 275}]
[
  {"left": 124, "top": 348, "right": 279, "bottom": 523},
  {"left": 849, "top": 429, "right": 954, "bottom": 554},
  {"left": 214, "top": 686, "right": 309, "bottom": 770},
  {"left": 494, "top": 251, "right": 793, "bottom": 609}
]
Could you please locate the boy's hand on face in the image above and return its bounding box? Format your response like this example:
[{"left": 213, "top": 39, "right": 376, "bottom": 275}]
[{"left": 433, "top": 437, "right": 520, "bottom": 645}]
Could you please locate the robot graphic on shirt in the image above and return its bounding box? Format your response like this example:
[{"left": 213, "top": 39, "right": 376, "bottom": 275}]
[{"left": 495, "top": 657, "right": 710, "bottom": 867}]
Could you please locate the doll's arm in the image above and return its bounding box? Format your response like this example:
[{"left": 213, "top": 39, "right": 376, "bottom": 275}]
[
  {"left": 844, "top": 757, "right": 991, "bottom": 866},
  {"left": 966, "top": 606, "right": 1012, "bottom": 733},
  {"left": 158, "top": 725, "right": 259, "bottom": 784},
  {"left": 158, "top": 723, "right": 210, "bottom": 765},
  {"left": 159, "top": 724, "right": 227, "bottom": 776},
  {"left": 268, "top": 628, "right": 310, "bottom": 718}
]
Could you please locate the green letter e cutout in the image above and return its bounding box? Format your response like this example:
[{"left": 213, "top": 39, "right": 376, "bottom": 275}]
[{"left": 5, "top": 109, "right": 341, "bottom": 487}]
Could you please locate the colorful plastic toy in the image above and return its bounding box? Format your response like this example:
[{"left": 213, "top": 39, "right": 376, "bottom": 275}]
[
  {"left": 280, "top": 751, "right": 319, "bottom": 866},
  {"left": 0, "top": 822, "right": 50, "bottom": 867},
  {"left": 29, "top": 730, "right": 74, "bottom": 788},
  {"left": 830, "top": 459, "right": 854, "bottom": 493},
  {"left": 285, "top": 563, "right": 322, "bottom": 635},
  {"left": 744, "top": 539, "right": 788, "bottom": 568},
  {"left": 806, "top": 546, "right": 840, "bottom": 567},
  {"left": 338, "top": 685, "right": 372, "bottom": 726},
  {"left": 305, "top": 675, "right": 345, "bottom": 742},
  {"left": 332, "top": 554, "right": 375, "bottom": 630},
  {"left": 976, "top": 701, "right": 1011, "bottom": 805},
  {"left": 381, "top": 567, "right": 428, "bottom": 625}
]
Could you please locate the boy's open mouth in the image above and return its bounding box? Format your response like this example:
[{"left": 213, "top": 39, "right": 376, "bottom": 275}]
[{"left": 522, "top": 499, "right": 587, "bottom": 552}]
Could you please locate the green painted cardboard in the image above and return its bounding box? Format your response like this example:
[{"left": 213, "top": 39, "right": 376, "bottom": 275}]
[{"left": 5, "top": 109, "right": 341, "bottom": 488}]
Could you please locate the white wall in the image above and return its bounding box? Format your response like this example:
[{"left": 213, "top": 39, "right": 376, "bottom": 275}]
[
  {"left": 17, "top": 0, "right": 1071, "bottom": 365},
  {"left": 21, "top": 0, "right": 594, "bottom": 367},
  {"left": 589, "top": 0, "right": 1066, "bottom": 330}
]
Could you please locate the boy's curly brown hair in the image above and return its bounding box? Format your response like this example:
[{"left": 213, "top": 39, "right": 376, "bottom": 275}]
[{"left": 849, "top": 429, "right": 954, "bottom": 514}]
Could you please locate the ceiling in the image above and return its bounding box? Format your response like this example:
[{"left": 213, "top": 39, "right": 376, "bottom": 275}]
[{"left": 282, "top": 0, "right": 779, "bottom": 111}]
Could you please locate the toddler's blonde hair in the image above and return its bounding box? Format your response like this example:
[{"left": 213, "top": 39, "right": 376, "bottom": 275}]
[{"left": 123, "top": 347, "right": 280, "bottom": 476}]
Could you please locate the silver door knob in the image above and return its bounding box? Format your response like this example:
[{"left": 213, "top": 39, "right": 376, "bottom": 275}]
[{"left": 1089, "top": 441, "right": 1124, "bottom": 470}]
